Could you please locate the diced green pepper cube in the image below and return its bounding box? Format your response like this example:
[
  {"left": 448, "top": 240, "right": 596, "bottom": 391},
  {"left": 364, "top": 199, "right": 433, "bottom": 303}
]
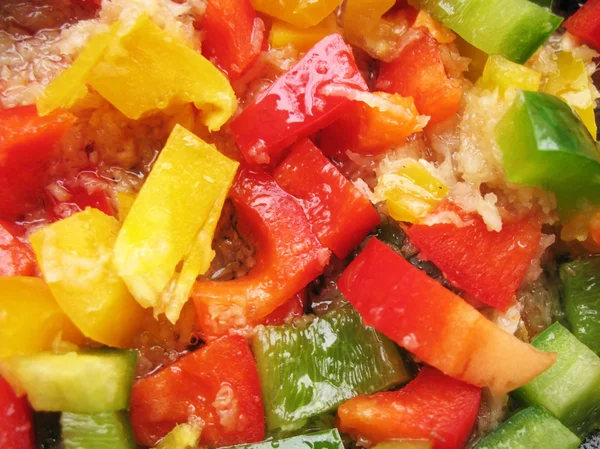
[
  {"left": 252, "top": 306, "right": 410, "bottom": 431},
  {"left": 496, "top": 90, "right": 600, "bottom": 217},
  {"left": 61, "top": 411, "right": 136, "bottom": 449},
  {"left": 0, "top": 350, "right": 137, "bottom": 414},
  {"left": 475, "top": 406, "right": 580, "bottom": 449},
  {"left": 226, "top": 429, "right": 344, "bottom": 449},
  {"left": 560, "top": 257, "right": 600, "bottom": 355},
  {"left": 410, "top": 0, "right": 562, "bottom": 64},
  {"left": 512, "top": 323, "right": 600, "bottom": 437}
]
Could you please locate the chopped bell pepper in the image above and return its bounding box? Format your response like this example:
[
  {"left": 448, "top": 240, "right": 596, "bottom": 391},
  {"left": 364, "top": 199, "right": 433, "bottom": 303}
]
[
  {"left": 250, "top": 0, "right": 342, "bottom": 28},
  {"left": 130, "top": 336, "right": 264, "bottom": 448},
  {"left": 230, "top": 34, "right": 368, "bottom": 165},
  {"left": 273, "top": 139, "right": 380, "bottom": 258},
  {"left": 342, "top": 0, "right": 395, "bottom": 57},
  {"left": 61, "top": 411, "right": 136, "bottom": 449},
  {"left": 338, "top": 238, "right": 556, "bottom": 395},
  {"left": 113, "top": 125, "right": 239, "bottom": 323},
  {"left": 560, "top": 257, "right": 600, "bottom": 355},
  {"left": 564, "top": 0, "right": 600, "bottom": 52},
  {"left": 406, "top": 214, "right": 542, "bottom": 311},
  {"left": 228, "top": 429, "right": 344, "bottom": 449},
  {"left": 0, "top": 105, "right": 76, "bottom": 216},
  {"left": 152, "top": 422, "right": 202, "bottom": 449},
  {"left": 260, "top": 289, "right": 307, "bottom": 326},
  {"left": 38, "top": 16, "right": 236, "bottom": 131},
  {"left": 374, "top": 159, "right": 448, "bottom": 223},
  {"left": 201, "top": 0, "right": 264, "bottom": 79},
  {"left": 337, "top": 367, "right": 481, "bottom": 449},
  {"left": 192, "top": 168, "right": 330, "bottom": 337},
  {"left": 373, "top": 441, "right": 433, "bottom": 449},
  {"left": 376, "top": 32, "right": 463, "bottom": 124},
  {"left": 474, "top": 406, "right": 580, "bottom": 449},
  {"left": 116, "top": 192, "right": 136, "bottom": 223},
  {"left": 253, "top": 305, "right": 410, "bottom": 431},
  {"left": 411, "top": 0, "right": 563, "bottom": 64},
  {"left": 412, "top": 10, "right": 456, "bottom": 44},
  {"left": 0, "top": 377, "right": 34, "bottom": 449},
  {"left": 512, "top": 323, "right": 600, "bottom": 438},
  {"left": 541, "top": 51, "right": 597, "bottom": 139},
  {"left": 269, "top": 15, "right": 339, "bottom": 53},
  {"left": 30, "top": 208, "right": 145, "bottom": 348},
  {"left": 454, "top": 36, "right": 487, "bottom": 82},
  {"left": 319, "top": 91, "right": 428, "bottom": 156},
  {"left": 495, "top": 91, "right": 600, "bottom": 218},
  {"left": 0, "top": 277, "right": 83, "bottom": 358},
  {"left": 477, "top": 55, "right": 541, "bottom": 94},
  {"left": 0, "top": 219, "right": 36, "bottom": 277}
]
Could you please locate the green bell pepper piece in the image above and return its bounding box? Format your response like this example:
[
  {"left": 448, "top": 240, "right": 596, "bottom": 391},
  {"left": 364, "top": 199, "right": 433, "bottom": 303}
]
[
  {"left": 560, "top": 257, "right": 600, "bottom": 355},
  {"left": 496, "top": 90, "right": 600, "bottom": 218},
  {"left": 512, "top": 323, "right": 600, "bottom": 438},
  {"left": 252, "top": 306, "right": 410, "bottom": 431},
  {"left": 61, "top": 411, "right": 136, "bottom": 449},
  {"left": 226, "top": 429, "right": 344, "bottom": 449},
  {"left": 410, "top": 0, "right": 562, "bottom": 64}
]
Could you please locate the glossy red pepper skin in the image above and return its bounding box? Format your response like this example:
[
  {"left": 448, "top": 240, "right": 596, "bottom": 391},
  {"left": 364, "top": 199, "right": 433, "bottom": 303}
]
[
  {"left": 0, "top": 377, "right": 34, "bottom": 449},
  {"left": 338, "top": 238, "right": 556, "bottom": 395},
  {"left": 192, "top": 168, "right": 330, "bottom": 337},
  {"left": 130, "top": 336, "right": 265, "bottom": 448},
  {"left": 0, "top": 219, "right": 37, "bottom": 277},
  {"left": 201, "top": 0, "right": 264, "bottom": 79},
  {"left": 406, "top": 215, "right": 541, "bottom": 311},
  {"left": 564, "top": 0, "right": 600, "bottom": 51},
  {"left": 274, "top": 138, "right": 380, "bottom": 258},
  {"left": 45, "top": 171, "right": 114, "bottom": 222},
  {"left": 376, "top": 32, "right": 462, "bottom": 124},
  {"left": 337, "top": 366, "right": 481, "bottom": 449},
  {"left": 230, "top": 34, "right": 368, "bottom": 165},
  {"left": 0, "top": 105, "right": 76, "bottom": 217},
  {"left": 260, "top": 289, "right": 307, "bottom": 326}
]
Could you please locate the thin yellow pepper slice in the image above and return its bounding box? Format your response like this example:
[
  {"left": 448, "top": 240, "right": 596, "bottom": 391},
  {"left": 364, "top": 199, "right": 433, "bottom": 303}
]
[
  {"left": 477, "top": 55, "right": 541, "bottom": 94},
  {"left": 37, "top": 15, "right": 236, "bottom": 131},
  {"left": 113, "top": 124, "right": 239, "bottom": 322},
  {"left": 252, "top": 0, "right": 343, "bottom": 28},
  {"left": 375, "top": 159, "right": 449, "bottom": 223},
  {"left": 0, "top": 277, "right": 84, "bottom": 357},
  {"left": 542, "top": 51, "right": 597, "bottom": 139},
  {"left": 30, "top": 208, "right": 145, "bottom": 348}
]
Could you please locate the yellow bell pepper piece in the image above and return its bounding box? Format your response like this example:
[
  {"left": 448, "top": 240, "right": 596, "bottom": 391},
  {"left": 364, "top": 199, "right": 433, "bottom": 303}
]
[
  {"left": 343, "top": 0, "right": 395, "bottom": 56},
  {"left": 152, "top": 422, "right": 202, "bottom": 449},
  {"left": 252, "top": 0, "right": 343, "bottom": 28},
  {"left": 113, "top": 125, "right": 239, "bottom": 323},
  {"left": 30, "top": 208, "right": 145, "bottom": 348},
  {"left": 375, "top": 159, "right": 449, "bottom": 223},
  {"left": 0, "top": 277, "right": 83, "bottom": 357},
  {"left": 477, "top": 55, "right": 541, "bottom": 94},
  {"left": 37, "top": 15, "right": 236, "bottom": 131},
  {"left": 116, "top": 192, "right": 136, "bottom": 223},
  {"left": 269, "top": 15, "right": 339, "bottom": 53},
  {"left": 542, "top": 51, "right": 597, "bottom": 139}
]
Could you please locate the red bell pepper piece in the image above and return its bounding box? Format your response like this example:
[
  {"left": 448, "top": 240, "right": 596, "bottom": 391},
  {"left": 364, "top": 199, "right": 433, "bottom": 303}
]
[
  {"left": 130, "top": 336, "right": 264, "bottom": 448},
  {"left": 320, "top": 92, "right": 426, "bottom": 157},
  {"left": 0, "top": 377, "right": 34, "bottom": 449},
  {"left": 192, "top": 168, "right": 330, "bottom": 337},
  {"left": 337, "top": 366, "right": 481, "bottom": 449},
  {"left": 261, "top": 289, "right": 307, "bottom": 326},
  {"left": 45, "top": 171, "right": 114, "bottom": 222},
  {"left": 230, "top": 34, "right": 368, "bottom": 165},
  {"left": 201, "top": 0, "right": 264, "bottom": 79},
  {"left": 376, "top": 32, "right": 462, "bottom": 124},
  {"left": 564, "top": 0, "right": 600, "bottom": 51},
  {"left": 337, "top": 238, "right": 556, "bottom": 395},
  {"left": 0, "top": 219, "right": 37, "bottom": 277},
  {"left": 273, "top": 138, "right": 380, "bottom": 258},
  {"left": 0, "top": 105, "right": 76, "bottom": 217},
  {"left": 405, "top": 215, "right": 541, "bottom": 311}
]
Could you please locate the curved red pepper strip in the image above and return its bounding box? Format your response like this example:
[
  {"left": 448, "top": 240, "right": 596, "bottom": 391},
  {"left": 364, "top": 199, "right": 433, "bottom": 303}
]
[
  {"left": 192, "top": 168, "right": 330, "bottom": 337},
  {"left": 274, "top": 138, "right": 380, "bottom": 258},
  {"left": 230, "top": 34, "right": 368, "bottom": 165},
  {"left": 338, "top": 366, "right": 481, "bottom": 449},
  {"left": 0, "top": 377, "right": 34, "bottom": 449},
  {"left": 564, "top": 0, "right": 600, "bottom": 51}
]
